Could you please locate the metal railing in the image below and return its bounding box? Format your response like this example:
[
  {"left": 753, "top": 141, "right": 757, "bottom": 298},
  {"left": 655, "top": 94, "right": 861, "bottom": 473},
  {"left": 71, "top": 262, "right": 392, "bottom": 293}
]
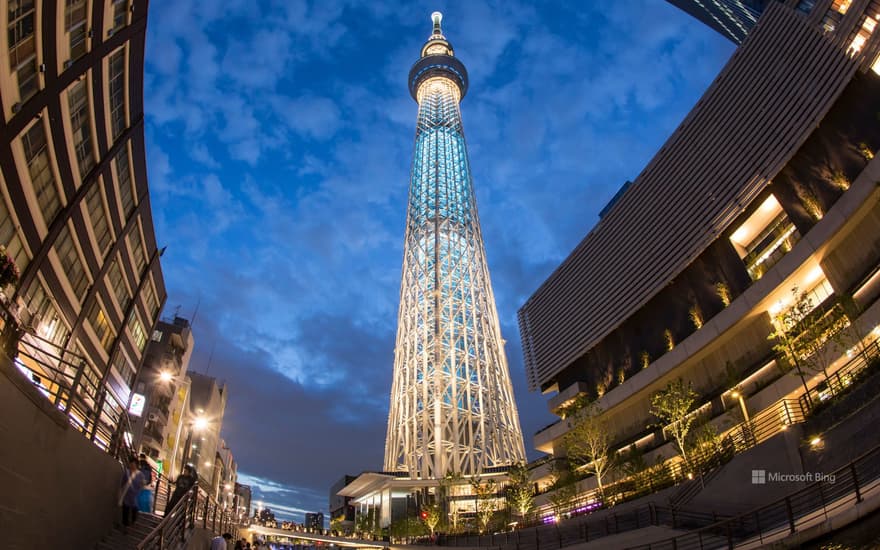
[
  {"left": 626, "top": 442, "right": 880, "bottom": 549},
  {"left": 436, "top": 441, "right": 880, "bottom": 550},
  {"left": 0, "top": 298, "right": 131, "bottom": 456},
  {"left": 137, "top": 483, "right": 239, "bottom": 550},
  {"left": 798, "top": 339, "right": 880, "bottom": 412}
]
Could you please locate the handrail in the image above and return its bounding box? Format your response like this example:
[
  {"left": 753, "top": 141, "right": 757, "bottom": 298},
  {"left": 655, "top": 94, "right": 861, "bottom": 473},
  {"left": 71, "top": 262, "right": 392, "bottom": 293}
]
[
  {"left": 136, "top": 483, "right": 199, "bottom": 550},
  {"left": 625, "top": 440, "right": 880, "bottom": 549},
  {"left": 0, "top": 298, "right": 136, "bottom": 455}
]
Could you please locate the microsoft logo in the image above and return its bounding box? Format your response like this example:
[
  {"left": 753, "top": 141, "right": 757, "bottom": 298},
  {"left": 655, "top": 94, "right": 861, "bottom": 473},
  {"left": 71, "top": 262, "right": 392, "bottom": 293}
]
[{"left": 751, "top": 470, "right": 766, "bottom": 484}]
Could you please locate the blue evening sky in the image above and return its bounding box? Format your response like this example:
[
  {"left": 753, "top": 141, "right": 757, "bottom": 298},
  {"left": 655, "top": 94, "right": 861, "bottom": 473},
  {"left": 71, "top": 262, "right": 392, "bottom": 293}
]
[{"left": 143, "top": 0, "right": 734, "bottom": 521}]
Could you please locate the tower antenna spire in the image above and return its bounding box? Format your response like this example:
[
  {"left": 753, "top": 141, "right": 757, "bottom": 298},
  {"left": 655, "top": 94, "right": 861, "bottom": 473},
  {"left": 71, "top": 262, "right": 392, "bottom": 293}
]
[{"left": 431, "top": 11, "right": 443, "bottom": 35}]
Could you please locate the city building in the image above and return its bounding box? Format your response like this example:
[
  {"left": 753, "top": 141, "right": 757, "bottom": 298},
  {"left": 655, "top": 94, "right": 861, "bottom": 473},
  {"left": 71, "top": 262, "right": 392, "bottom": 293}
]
[
  {"left": 217, "top": 439, "right": 238, "bottom": 509},
  {"left": 184, "top": 370, "right": 227, "bottom": 494},
  {"left": 341, "top": 12, "right": 526, "bottom": 531},
  {"left": 668, "top": 0, "right": 861, "bottom": 43},
  {"left": 234, "top": 482, "right": 252, "bottom": 523},
  {"left": 329, "top": 474, "right": 356, "bottom": 530},
  {"left": 305, "top": 512, "right": 324, "bottom": 531},
  {"left": 0, "top": 0, "right": 166, "bottom": 451},
  {"left": 518, "top": 0, "right": 880, "bottom": 507},
  {"left": 666, "top": 0, "right": 766, "bottom": 42},
  {"left": 128, "top": 315, "right": 194, "bottom": 472}
]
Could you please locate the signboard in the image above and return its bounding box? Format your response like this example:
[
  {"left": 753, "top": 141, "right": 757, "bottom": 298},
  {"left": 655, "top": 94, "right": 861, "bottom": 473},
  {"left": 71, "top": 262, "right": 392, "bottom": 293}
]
[{"left": 129, "top": 393, "right": 146, "bottom": 417}]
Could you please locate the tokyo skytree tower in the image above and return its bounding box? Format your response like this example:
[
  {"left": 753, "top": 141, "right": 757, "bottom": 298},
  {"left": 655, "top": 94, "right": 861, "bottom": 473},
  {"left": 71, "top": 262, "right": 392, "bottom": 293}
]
[{"left": 384, "top": 12, "right": 526, "bottom": 479}]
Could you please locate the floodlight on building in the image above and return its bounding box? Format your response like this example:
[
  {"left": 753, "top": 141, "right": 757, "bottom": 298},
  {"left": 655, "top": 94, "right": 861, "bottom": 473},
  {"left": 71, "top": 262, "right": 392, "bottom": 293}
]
[
  {"left": 193, "top": 417, "right": 209, "bottom": 431},
  {"left": 158, "top": 371, "right": 174, "bottom": 383}
]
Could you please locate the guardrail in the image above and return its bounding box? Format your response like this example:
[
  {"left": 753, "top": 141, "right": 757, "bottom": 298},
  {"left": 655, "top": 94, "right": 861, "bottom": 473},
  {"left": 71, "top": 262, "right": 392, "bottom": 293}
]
[
  {"left": 626, "top": 442, "right": 880, "bottom": 549},
  {"left": 0, "top": 298, "right": 132, "bottom": 456},
  {"left": 137, "top": 483, "right": 239, "bottom": 549}
]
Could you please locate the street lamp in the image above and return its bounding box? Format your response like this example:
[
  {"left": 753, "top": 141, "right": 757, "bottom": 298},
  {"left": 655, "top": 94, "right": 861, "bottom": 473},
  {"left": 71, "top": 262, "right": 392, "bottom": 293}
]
[{"left": 729, "top": 389, "right": 750, "bottom": 423}]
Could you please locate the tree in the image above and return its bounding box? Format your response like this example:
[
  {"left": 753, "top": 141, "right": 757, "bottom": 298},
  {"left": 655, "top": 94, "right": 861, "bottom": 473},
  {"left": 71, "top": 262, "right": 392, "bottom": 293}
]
[
  {"left": 650, "top": 378, "right": 700, "bottom": 467},
  {"left": 546, "top": 460, "right": 578, "bottom": 519},
  {"left": 505, "top": 462, "right": 534, "bottom": 522},
  {"left": 619, "top": 444, "right": 649, "bottom": 492},
  {"left": 561, "top": 402, "right": 615, "bottom": 497},
  {"left": 420, "top": 504, "right": 441, "bottom": 536},
  {"left": 470, "top": 477, "right": 497, "bottom": 534},
  {"left": 770, "top": 287, "right": 849, "bottom": 402},
  {"left": 356, "top": 507, "right": 380, "bottom": 538},
  {"left": 439, "top": 471, "right": 464, "bottom": 533}
]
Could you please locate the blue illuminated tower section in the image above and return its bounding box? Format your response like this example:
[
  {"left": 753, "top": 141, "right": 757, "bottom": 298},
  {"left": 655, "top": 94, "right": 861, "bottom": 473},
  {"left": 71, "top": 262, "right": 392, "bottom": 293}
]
[{"left": 384, "top": 13, "right": 526, "bottom": 479}]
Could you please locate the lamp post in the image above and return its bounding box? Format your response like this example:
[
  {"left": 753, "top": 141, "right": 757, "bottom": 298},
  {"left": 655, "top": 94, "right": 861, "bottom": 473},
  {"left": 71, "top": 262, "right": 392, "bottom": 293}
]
[{"left": 730, "top": 390, "right": 750, "bottom": 423}]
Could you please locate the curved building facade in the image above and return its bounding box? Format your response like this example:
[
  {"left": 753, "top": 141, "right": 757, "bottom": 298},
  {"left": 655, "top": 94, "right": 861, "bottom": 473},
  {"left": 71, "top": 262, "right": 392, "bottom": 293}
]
[
  {"left": 520, "top": 1, "right": 880, "bottom": 464},
  {"left": 0, "top": 0, "right": 165, "bottom": 450}
]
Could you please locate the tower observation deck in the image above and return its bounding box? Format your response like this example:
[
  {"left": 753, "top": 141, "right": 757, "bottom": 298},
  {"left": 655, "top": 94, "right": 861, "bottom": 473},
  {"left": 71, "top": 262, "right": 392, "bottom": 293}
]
[{"left": 384, "top": 12, "right": 526, "bottom": 479}]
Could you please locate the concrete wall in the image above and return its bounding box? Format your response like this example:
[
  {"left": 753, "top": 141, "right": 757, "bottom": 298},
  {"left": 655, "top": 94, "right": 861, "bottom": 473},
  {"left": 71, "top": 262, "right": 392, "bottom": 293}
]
[
  {"left": 688, "top": 428, "right": 806, "bottom": 515},
  {"left": 0, "top": 357, "right": 122, "bottom": 549}
]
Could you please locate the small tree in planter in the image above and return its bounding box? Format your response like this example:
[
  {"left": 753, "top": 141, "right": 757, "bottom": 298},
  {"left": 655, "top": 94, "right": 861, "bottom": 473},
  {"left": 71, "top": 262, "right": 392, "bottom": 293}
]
[
  {"left": 562, "top": 402, "right": 615, "bottom": 499},
  {"left": 650, "top": 379, "right": 700, "bottom": 468},
  {"left": 505, "top": 462, "right": 534, "bottom": 524}
]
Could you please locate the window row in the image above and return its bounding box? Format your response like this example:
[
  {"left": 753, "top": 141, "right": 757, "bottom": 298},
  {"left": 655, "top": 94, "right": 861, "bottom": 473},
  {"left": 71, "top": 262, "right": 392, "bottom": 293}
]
[{"left": 6, "top": 1, "right": 132, "bottom": 111}]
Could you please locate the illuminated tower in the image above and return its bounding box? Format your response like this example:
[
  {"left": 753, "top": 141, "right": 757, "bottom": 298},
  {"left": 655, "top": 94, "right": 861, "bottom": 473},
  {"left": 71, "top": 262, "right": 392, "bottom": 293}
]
[{"left": 384, "top": 12, "right": 526, "bottom": 479}]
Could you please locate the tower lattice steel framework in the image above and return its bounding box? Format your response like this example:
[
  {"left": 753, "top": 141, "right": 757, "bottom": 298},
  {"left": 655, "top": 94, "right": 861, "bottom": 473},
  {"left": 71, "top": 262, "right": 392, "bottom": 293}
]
[{"left": 384, "top": 12, "right": 526, "bottom": 479}]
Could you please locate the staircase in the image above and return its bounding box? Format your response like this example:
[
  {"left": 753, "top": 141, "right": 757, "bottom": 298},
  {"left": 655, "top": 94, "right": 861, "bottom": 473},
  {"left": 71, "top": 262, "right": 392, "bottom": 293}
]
[{"left": 95, "top": 513, "right": 163, "bottom": 550}]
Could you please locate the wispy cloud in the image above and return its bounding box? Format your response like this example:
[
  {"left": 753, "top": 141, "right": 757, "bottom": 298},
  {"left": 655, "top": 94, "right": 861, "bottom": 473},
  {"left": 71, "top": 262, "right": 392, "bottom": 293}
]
[{"left": 144, "top": 0, "right": 734, "bottom": 522}]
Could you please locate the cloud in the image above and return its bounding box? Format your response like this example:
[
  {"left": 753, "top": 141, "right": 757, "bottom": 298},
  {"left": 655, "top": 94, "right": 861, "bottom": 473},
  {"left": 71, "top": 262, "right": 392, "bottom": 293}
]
[{"left": 143, "top": 0, "right": 734, "bottom": 523}]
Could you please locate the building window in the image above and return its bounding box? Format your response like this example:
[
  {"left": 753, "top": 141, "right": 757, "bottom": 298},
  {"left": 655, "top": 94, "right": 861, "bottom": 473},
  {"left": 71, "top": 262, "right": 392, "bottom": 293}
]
[
  {"left": 22, "top": 121, "right": 61, "bottom": 227},
  {"left": 144, "top": 279, "right": 159, "bottom": 319},
  {"left": 110, "top": 0, "right": 130, "bottom": 32},
  {"left": 112, "top": 349, "right": 135, "bottom": 387},
  {"left": 108, "top": 49, "right": 126, "bottom": 140},
  {"left": 87, "top": 299, "right": 115, "bottom": 352},
  {"left": 0, "top": 194, "right": 28, "bottom": 273},
  {"left": 8, "top": 0, "right": 38, "bottom": 103},
  {"left": 848, "top": 4, "right": 880, "bottom": 53},
  {"left": 831, "top": 0, "right": 852, "bottom": 14},
  {"left": 729, "top": 195, "right": 800, "bottom": 281},
  {"left": 86, "top": 183, "right": 112, "bottom": 256},
  {"left": 127, "top": 225, "right": 145, "bottom": 275},
  {"left": 108, "top": 258, "right": 130, "bottom": 312},
  {"left": 115, "top": 147, "right": 135, "bottom": 218},
  {"left": 796, "top": 0, "right": 816, "bottom": 15},
  {"left": 127, "top": 311, "right": 146, "bottom": 352},
  {"left": 24, "top": 280, "right": 69, "bottom": 347},
  {"left": 65, "top": 0, "right": 88, "bottom": 62},
  {"left": 55, "top": 224, "right": 89, "bottom": 299},
  {"left": 68, "top": 79, "right": 96, "bottom": 179}
]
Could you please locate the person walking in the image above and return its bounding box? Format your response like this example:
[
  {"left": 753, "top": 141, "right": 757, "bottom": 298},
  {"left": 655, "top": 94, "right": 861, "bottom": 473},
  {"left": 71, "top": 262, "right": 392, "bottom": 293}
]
[
  {"left": 137, "top": 453, "right": 154, "bottom": 512},
  {"left": 119, "top": 457, "right": 145, "bottom": 533},
  {"left": 210, "top": 532, "right": 233, "bottom": 549},
  {"left": 165, "top": 464, "right": 197, "bottom": 514}
]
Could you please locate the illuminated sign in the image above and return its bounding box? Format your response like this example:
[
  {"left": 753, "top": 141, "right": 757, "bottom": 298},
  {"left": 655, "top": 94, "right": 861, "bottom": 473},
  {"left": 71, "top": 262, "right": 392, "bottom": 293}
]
[{"left": 129, "top": 393, "right": 146, "bottom": 417}]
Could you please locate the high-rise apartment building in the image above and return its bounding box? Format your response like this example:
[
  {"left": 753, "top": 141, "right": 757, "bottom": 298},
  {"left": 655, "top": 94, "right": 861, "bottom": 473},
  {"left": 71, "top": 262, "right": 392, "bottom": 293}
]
[
  {"left": 384, "top": 11, "right": 525, "bottom": 480},
  {"left": 129, "top": 316, "right": 194, "bottom": 470},
  {"left": 0, "top": 0, "right": 166, "bottom": 451}
]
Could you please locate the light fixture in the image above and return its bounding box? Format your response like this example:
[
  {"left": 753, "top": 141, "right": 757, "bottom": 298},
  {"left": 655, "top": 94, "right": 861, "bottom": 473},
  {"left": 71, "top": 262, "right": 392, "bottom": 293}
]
[
  {"left": 158, "top": 371, "right": 173, "bottom": 382},
  {"left": 193, "top": 416, "right": 208, "bottom": 431},
  {"left": 810, "top": 436, "right": 822, "bottom": 447}
]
